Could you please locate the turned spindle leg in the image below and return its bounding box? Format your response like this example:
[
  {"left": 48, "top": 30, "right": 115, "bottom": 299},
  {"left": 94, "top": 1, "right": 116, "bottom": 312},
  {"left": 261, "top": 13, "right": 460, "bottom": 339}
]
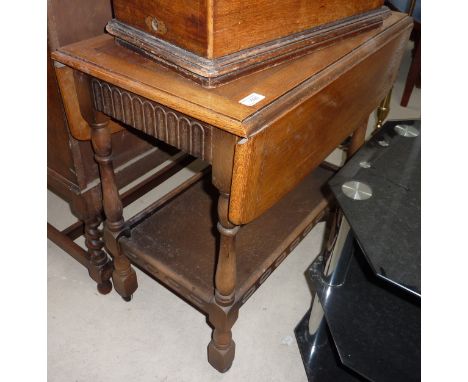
[
  {"left": 84, "top": 213, "right": 112, "bottom": 294},
  {"left": 89, "top": 117, "right": 138, "bottom": 301},
  {"left": 71, "top": 190, "right": 113, "bottom": 295},
  {"left": 208, "top": 191, "right": 240, "bottom": 372},
  {"left": 214, "top": 193, "right": 239, "bottom": 306}
]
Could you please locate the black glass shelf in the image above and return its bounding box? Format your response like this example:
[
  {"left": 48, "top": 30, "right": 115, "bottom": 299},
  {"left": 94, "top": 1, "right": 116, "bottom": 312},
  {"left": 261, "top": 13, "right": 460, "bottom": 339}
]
[
  {"left": 329, "top": 119, "right": 421, "bottom": 297},
  {"left": 308, "top": 236, "right": 420, "bottom": 382},
  {"left": 295, "top": 308, "right": 366, "bottom": 382}
]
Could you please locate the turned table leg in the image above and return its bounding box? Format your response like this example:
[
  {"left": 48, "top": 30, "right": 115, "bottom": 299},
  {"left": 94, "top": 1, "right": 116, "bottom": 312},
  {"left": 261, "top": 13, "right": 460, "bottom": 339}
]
[
  {"left": 74, "top": 71, "right": 138, "bottom": 300},
  {"left": 208, "top": 130, "right": 239, "bottom": 372},
  {"left": 70, "top": 190, "right": 113, "bottom": 295},
  {"left": 208, "top": 191, "right": 240, "bottom": 372},
  {"left": 90, "top": 118, "right": 138, "bottom": 300},
  {"left": 84, "top": 213, "right": 113, "bottom": 295},
  {"left": 214, "top": 193, "right": 239, "bottom": 306}
]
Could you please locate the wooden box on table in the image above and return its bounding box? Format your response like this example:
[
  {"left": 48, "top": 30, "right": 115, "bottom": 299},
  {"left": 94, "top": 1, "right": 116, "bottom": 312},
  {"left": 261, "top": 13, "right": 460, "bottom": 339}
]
[{"left": 107, "top": 0, "right": 390, "bottom": 86}]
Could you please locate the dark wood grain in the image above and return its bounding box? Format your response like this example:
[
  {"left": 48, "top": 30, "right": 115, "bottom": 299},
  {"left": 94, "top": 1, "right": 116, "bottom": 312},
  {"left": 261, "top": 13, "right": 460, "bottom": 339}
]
[
  {"left": 229, "top": 20, "right": 411, "bottom": 224},
  {"left": 48, "top": 0, "right": 183, "bottom": 295},
  {"left": 211, "top": 0, "right": 384, "bottom": 58},
  {"left": 119, "top": 167, "right": 332, "bottom": 307},
  {"left": 348, "top": 120, "right": 369, "bottom": 158},
  {"left": 111, "top": 0, "right": 384, "bottom": 58},
  {"left": 208, "top": 129, "right": 240, "bottom": 371},
  {"left": 113, "top": 0, "right": 209, "bottom": 57},
  {"left": 52, "top": 10, "right": 412, "bottom": 373},
  {"left": 107, "top": 7, "right": 390, "bottom": 87},
  {"left": 74, "top": 72, "right": 139, "bottom": 300},
  {"left": 52, "top": 13, "right": 411, "bottom": 138},
  {"left": 47, "top": 223, "right": 90, "bottom": 268},
  {"left": 91, "top": 78, "right": 213, "bottom": 162}
]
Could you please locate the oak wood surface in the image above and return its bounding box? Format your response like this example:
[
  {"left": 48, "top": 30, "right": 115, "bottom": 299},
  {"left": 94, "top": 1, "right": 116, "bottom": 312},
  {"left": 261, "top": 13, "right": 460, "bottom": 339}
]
[
  {"left": 47, "top": 0, "right": 110, "bottom": 189},
  {"left": 52, "top": 12, "right": 410, "bottom": 138},
  {"left": 52, "top": 12, "right": 411, "bottom": 226},
  {"left": 54, "top": 65, "right": 122, "bottom": 140},
  {"left": 48, "top": 0, "right": 176, "bottom": 192},
  {"left": 47, "top": 223, "right": 90, "bottom": 268},
  {"left": 47, "top": 46, "right": 77, "bottom": 185},
  {"left": 119, "top": 166, "right": 332, "bottom": 306},
  {"left": 51, "top": 8, "right": 413, "bottom": 372},
  {"left": 348, "top": 120, "right": 369, "bottom": 158},
  {"left": 47, "top": 0, "right": 112, "bottom": 50},
  {"left": 211, "top": 0, "right": 384, "bottom": 58},
  {"left": 112, "top": 0, "right": 383, "bottom": 59},
  {"left": 119, "top": 165, "right": 331, "bottom": 370},
  {"left": 229, "top": 26, "right": 411, "bottom": 224},
  {"left": 90, "top": 78, "right": 214, "bottom": 163},
  {"left": 47, "top": 0, "right": 190, "bottom": 295},
  {"left": 107, "top": 7, "right": 389, "bottom": 87},
  {"left": 113, "top": 0, "right": 209, "bottom": 57},
  {"left": 76, "top": 77, "right": 138, "bottom": 298}
]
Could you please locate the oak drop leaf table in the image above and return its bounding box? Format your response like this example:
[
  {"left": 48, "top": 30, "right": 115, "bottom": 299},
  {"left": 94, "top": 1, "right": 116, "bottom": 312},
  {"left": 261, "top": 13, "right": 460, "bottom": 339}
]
[{"left": 52, "top": 12, "right": 411, "bottom": 373}]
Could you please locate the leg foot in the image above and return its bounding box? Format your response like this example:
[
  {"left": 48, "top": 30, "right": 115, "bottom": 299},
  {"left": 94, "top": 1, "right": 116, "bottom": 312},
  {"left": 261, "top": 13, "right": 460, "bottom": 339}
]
[
  {"left": 84, "top": 215, "right": 113, "bottom": 293},
  {"left": 97, "top": 280, "right": 112, "bottom": 295},
  {"left": 112, "top": 263, "right": 138, "bottom": 300},
  {"left": 207, "top": 305, "right": 238, "bottom": 373},
  {"left": 207, "top": 338, "right": 236, "bottom": 373}
]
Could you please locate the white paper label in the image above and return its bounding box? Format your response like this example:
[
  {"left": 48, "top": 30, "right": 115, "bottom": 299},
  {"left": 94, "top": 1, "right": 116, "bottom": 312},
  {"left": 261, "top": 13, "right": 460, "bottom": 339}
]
[{"left": 239, "top": 93, "right": 265, "bottom": 106}]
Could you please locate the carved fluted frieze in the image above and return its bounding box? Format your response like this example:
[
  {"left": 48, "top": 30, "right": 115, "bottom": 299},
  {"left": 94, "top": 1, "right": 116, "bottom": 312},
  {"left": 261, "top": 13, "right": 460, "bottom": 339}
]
[{"left": 91, "top": 78, "right": 213, "bottom": 162}]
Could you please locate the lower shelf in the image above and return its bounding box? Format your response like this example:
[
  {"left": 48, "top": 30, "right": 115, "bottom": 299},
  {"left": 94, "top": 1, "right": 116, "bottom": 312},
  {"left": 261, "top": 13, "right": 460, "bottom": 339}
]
[{"left": 120, "top": 166, "right": 333, "bottom": 312}]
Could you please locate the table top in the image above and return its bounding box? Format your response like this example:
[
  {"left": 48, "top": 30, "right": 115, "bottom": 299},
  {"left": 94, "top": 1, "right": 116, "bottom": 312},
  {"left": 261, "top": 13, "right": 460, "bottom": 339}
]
[
  {"left": 52, "top": 12, "right": 410, "bottom": 137},
  {"left": 329, "top": 119, "right": 421, "bottom": 297}
]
